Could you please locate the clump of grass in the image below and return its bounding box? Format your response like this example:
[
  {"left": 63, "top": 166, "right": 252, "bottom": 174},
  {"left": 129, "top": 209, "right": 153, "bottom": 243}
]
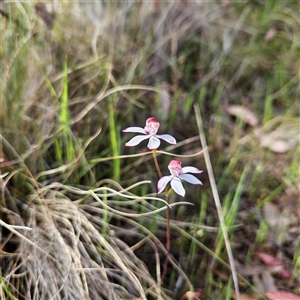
[{"left": 1, "top": 168, "right": 178, "bottom": 299}]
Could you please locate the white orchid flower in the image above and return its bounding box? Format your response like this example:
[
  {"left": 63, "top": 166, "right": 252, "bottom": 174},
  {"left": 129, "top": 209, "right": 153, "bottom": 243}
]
[
  {"left": 157, "top": 160, "right": 203, "bottom": 197},
  {"left": 123, "top": 117, "right": 176, "bottom": 150}
]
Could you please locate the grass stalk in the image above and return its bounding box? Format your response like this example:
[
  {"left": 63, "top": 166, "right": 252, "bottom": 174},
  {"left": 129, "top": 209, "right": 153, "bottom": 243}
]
[
  {"left": 0, "top": 276, "right": 14, "bottom": 300},
  {"left": 194, "top": 103, "right": 241, "bottom": 300},
  {"left": 61, "top": 59, "right": 75, "bottom": 163},
  {"left": 263, "top": 93, "right": 273, "bottom": 124},
  {"left": 214, "top": 166, "right": 247, "bottom": 265},
  {"left": 184, "top": 92, "right": 194, "bottom": 117},
  {"left": 108, "top": 96, "right": 120, "bottom": 181},
  {"left": 101, "top": 187, "right": 109, "bottom": 236}
]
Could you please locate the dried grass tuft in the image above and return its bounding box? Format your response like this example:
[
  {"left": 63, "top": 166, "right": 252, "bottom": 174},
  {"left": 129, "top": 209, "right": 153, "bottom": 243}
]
[{"left": 1, "top": 178, "right": 178, "bottom": 300}]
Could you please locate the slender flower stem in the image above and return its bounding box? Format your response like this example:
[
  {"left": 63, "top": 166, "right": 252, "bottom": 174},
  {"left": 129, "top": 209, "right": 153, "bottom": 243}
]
[
  {"left": 161, "top": 193, "right": 170, "bottom": 282},
  {"left": 152, "top": 150, "right": 170, "bottom": 283},
  {"left": 152, "top": 149, "right": 162, "bottom": 178}
]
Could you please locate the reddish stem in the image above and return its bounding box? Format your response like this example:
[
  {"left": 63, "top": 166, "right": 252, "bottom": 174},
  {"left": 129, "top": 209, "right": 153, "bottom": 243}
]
[
  {"left": 152, "top": 150, "right": 171, "bottom": 283},
  {"left": 161, "top": 194, "right": 170, "bottom": 282},
  {"left": 152, "top": 150, "right": 162, "bottom": 178}
]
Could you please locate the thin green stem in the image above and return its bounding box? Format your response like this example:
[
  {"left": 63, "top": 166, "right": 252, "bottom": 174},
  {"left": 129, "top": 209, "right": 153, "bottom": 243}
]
[{"left": 194, "top": 104, "right": 241, "bottom": 300}]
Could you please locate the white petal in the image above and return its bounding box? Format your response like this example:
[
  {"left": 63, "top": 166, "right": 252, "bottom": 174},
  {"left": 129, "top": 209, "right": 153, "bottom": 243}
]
[
  {"left": 157, "top": 176, "right": 172, "bottom": 194},
  {"left": 156, "top": 134, "right": 177, "bottom": 145},
  {"left": 125, "top": 135, "right": 150, "bottom": 147},
  {"left": 178, "top": 174, "right": 202, "bottom": 185},
  {"left": 170, "top": 177, "right": 185, "bottom": 197},
  {"left": 148, "top": 136, "right": 161, "bottom": 150},
  {"left": 122, "top": 127, "right": 146, "bottom": 134},
  {"left": 182, "top": 166, "right": 203, "bottom": 174}
]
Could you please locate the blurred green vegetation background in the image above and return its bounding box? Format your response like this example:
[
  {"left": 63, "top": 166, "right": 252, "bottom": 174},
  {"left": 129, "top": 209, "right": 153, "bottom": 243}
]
[{"left": 1, "top": 1, "right": 299, "bottom": 299}]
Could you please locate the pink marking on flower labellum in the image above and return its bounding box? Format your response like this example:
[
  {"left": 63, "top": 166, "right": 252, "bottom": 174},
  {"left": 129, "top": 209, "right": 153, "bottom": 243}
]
[
  {"left": 146, "top": 117, "right": 158, "bottom": 123},
  {"left": 168, "top": 160, "right": 182, "bottom": 176},
  {"left": 144, "top": 117, "right": 160, "bottom": 135}
]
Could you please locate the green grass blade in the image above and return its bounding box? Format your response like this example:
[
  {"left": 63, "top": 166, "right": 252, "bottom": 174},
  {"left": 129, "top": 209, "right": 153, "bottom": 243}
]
[
  {"left": 61, "top": 59, "right": 70, "bottom": 127},
  {"left": 264, "top": 94, "right": 273, "bottom": 124},
  {"left": 108, "top": 96, "right": 120, "bottom": 181}
]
